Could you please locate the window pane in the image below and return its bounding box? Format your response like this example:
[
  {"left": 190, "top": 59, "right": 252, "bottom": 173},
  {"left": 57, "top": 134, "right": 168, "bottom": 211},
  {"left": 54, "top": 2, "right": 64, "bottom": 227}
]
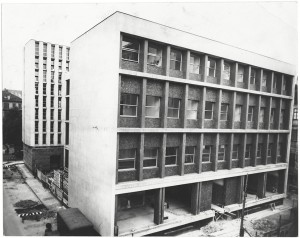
[
  {"left": 119, "top": 149, "right": 136, "bottom": 159},
  {"left": 122, "top": 51, "right": 139, "bottom": 62},
  {"left": 223, "top": 62, "right": 230, "bottom": 80},
  {"left": 187, "top": 110, "right": 197, "bottom": 120},
  {"left": 166, "top": 147, "right": 177, "bottom": 156},
  {"left": 170, "top": 49, "right": 182, "bottom": 61},
  {"left": 144, "top": 159, "right": 157, "bottom": 167},
  {"left": 238, "top": 66, "right": 244, "bottom": 82},
  {"left": 148, "top": 44, "right": 162, "bottom": 67},
  {"left": 165, "top": 156, "right": 177, "bottom": 165},
  {"left": 122, "top": 37, "right": 139, "bottom": 51},
  {"left": 119, "top": 160, "right": 135, "bottom": 170},
  {"left": 185, "top": 155, "right": 194, "bottom": 164},
  {"left": 235, "top": 105, "right": 242, "bottom": 121},
  {"left": 259, "top": 108, "right": 265, "bottom": 122}
]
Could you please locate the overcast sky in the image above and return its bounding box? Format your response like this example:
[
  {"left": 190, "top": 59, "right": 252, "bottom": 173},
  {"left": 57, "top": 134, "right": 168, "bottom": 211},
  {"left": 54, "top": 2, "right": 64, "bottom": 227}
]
[{"left": 2, "top": 2, "right": 298, "bottom": 90}]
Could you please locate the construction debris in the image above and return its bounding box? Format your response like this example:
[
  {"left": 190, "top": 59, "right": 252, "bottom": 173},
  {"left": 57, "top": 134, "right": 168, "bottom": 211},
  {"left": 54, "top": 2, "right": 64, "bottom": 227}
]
[
  {"left": 14, "top": 200, "right": 39, "bottom": 209},
  {"left": 252, "top": 219, "right": 278, "bottom": 231}
]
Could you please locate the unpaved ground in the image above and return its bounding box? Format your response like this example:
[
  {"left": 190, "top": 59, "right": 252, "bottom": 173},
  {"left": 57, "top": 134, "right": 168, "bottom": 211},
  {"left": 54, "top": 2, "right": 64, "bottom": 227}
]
[{"left": 3, "top": 166, "right": 58, "bottom": 236}]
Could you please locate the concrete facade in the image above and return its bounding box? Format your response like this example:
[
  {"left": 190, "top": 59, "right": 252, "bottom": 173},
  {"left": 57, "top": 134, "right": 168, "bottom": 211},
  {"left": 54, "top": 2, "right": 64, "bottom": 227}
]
[
  {"left": 69, "top": 12, "right": 296, "bottom": 236},
  {"left": 23, "top": 40, "right": 70, "bottom": 172}
]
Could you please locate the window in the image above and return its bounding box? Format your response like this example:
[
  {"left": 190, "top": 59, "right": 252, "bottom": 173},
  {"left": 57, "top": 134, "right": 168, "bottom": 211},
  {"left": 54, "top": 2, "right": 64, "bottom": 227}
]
[
  {"left": 66, "top": 48, "right": 70, "bottom": 61},
  {"left": 58, "top": 72, "right": 62, "bottom": 84},
  {"left": 207, "top": 58, "right": 216, "bottom": 77},
  {"left": 187, "top": 100, "right": 198, "bottom": 120},
  {"left": 43, "top": 121, "right": 46, "bottom": 132},
  {"left": 190, "top": 54, "right": 201, "bottom": 74},
  {"left": 35, "top": 63, "right": 39, "bottom": 69},
  {"left": 51, "top": 97, "right": 54, "bottom": 108},
  {"left": 223, "top": 62, "right": 231, "bottom": 80},
  {"left": 58, "top": 122, "right": 61, "bottom": 132},
  {"left": 205, "top": 102, "right": 214, "bottom": 120},
  {"left": 118, "top": 148, "right": 136, "bottom": 170},
  {"left": 58, "top": 85, "right": 62, "bottom": 97},
  {"left": 59, "top": 46, "right": 62, "bottom": 59},
  {"left": 43, "top": 59, "right": 47, "bottom": 65},
  {"left": 170, "top": 49, "right": 182, "bottom": 71},
  {"left": 250, "top": 69, "right": 256, "bottom": 85},
  {"left": 43, "top": 43, "right": 47, "bottom": 57},
  {"left": 35, "top": 96, "right": 39, "bottom": 107},
  {"left": 51, "top": 45, "right": 55, "bottom": 58},
  {"left": 35, "top": 134, "right": 39, "bottom": 144},
  {"left": 66, "top": 62, "right": 69, "bottom": 71},
  {"left": 293, "top": 108, "right": 298, "bottom": 120},
  {"left": 280, "top": 109, "right": 285, "bottom": 125},
  {"left": 35, "top": 76, "right": 39, "bottom": 82},
  {"left": 43, "top": 109, "right": 46, "bottom": 120},
  {"left": 51, "top": 61, "right": 54, "bottom": 70},
  {"left": 220, "top": 103, "right": 229, "bottom": 121},
  {"left": 35, "top": 42, "right": 39, "bottom": 55},
  {"left": 122, "top": 36, "right": 139, "bottom": 62},
  {"left": 202, "top": 145, "right": 211, "bottom": 162},
  {"left": 245, "top": 145, "right": 251, "bottom": 159},
  {"left": 8, "top": 103, "right": 13, "bottom": 109},
  {"left": 66, "top": 80, "right": 70, "bottom": 96},
  {"left": 58, "top": 134, "right": 61, "bottom": 144},
  {"left": 147, "top": 43, "right": 162, "bottom": 67},
  {"left": 168, "top": 98, "right": 181, "bottom": 118},
  {"left": 257, "top": 143, "right": 263, "bottom": 158},
  {"left": 35, "top": 71, "right": 39, "bottom": 77},
  {"left": 270, "top": 108, "right": 276, "bottom": 124},
  {"left": 218, "top": 145, "right": 226, "bottom": 161},
  {"left": 43, "top": 134, "right": 46, "bottom": 144},
  {"left": 35, "top": 108, "right": 39, "bottom": 119},
  {"left": 277, "top": 143, "right": 282, "bottom": 156},
  {"left": 144, "top": 147, "right": 158, "bottom": 168},
  {"left": 185, "top": 146, "right": 195, "bottom": 164},
  {"left": 120, "top": 93, "right": 138, "bottom": 117},
  {"left": 259, "top": 107, "right": 265, "bottom": 123},
  {"left": 43, "top": 83, "right": 47, "bottom": 95},
  {"left": 267, "top": 143, "right": 273, "bottom": 157},
  {"left": 58, "top": 110, "right": 61, "bottom": 120},
  {"left": 43, "top": 96, "right": 47, "bottom": 107},
  {"left": 248, "top": 106, "right": 254, "bottom": 122},
  {"left": 273, "top": 74, "right": 278, "bottom": 90},
  {"left": 58, "top": 60, "right": 62, "bottom": 70},
  {"left": 51, "top": 85, "right": 54, "bottom": 95},
  {"left": 238, "top": 65, "right": 245, "bottom": 82},
  {"left": 165, "top": 147, "right": 177, "bottom": 166},
  {"left": 282, "top": 78, "right": 286, "bottom": 92},
  {"left": 145, "top": 96, "right": 160, "bottom": 118},
  {"left": 232, "top": 144, "right": 239, "bottom": 160},
  {"left": 35, "top": 82, "right": 39, "bottom": 94},
  {"left": 65, "top": 123, "right": 69, "bottom": 145},
  {"left": 50, "top": 134, "right": 54, "bottom": 145},
  {"left": 50, "top": 109, "right": 54, "bottom": 120},
  {"left": 35, "top": 121, "right": 39, "bottom": 132},
  {"left": 50, "top": 121, "right": 54, "bottom": 132},
  {"left": 262, "top": 72, "right": 267, "bottom": 87},
  {"left": 43, "top": 71, "right": 47, "bottom": 82},
  {"left": 235, "top": 105, "right": 242, "bottom": 122},
  {"left": 51, "top": 71, "right": 54, "bottom": 82}
]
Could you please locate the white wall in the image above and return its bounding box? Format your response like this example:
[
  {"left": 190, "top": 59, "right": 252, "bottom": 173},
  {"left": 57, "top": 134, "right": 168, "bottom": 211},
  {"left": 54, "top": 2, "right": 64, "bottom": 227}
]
[{"left": 69, "top": 15, "right": 120, "bottom": 236}]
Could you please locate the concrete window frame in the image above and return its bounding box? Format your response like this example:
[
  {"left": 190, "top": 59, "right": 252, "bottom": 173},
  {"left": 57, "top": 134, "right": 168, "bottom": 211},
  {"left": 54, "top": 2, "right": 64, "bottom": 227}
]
[
  {"left": 120, "top": 93, "right": 139, "bottom": 117},
  {"left": 185, "top": 146, "right": 195, "bottom": 164},
  {"left": 121, "top": 36, "right": 140, "bottom": 63},
  {"left": 143, "top": 147, "right": 158, "bottom": 168},
  {"left": 118, "top": 148, "right": 136, "bottom": 171}
]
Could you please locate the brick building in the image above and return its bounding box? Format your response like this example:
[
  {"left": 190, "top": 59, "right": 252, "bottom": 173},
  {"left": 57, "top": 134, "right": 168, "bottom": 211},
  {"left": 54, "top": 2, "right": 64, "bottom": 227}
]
[
  {"left": 69, "top": 12, "right": 296, "bottom": 236},
  {"left": 23, "top": 40, "right": 70, "bottom": 173}
]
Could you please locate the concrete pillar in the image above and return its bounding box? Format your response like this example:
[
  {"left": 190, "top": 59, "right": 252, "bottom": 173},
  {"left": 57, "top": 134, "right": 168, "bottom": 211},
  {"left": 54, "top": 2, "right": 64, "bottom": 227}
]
[
  {"left": 142, "top": 39, "right": 148, "bottom": 72},
  {"left": 164, "top": 46, "right": 171, "bottom": 76},
  {"left": 255, "top": 95, "right": 261, "bottom": 129},
  {"left": 273, "top": 134, "right": 279, "bottom": 164},
  {"left": 162, "top": 82, "right": 169, "bottom": 128},
  {"left": 115, "top": 134, "right": 119, "bottom": 184},
  {"left": 245, "top": 65, "right": 251, "bottom": 89},
  {"left": 160, "top": 133, "right": 167, "bottom": 178},
  {"left": 229, "top": 92, "right": 236, "bottom": 129},
  {"left": 184, "top": 50, "right": 190, "bottom": 79},
  {"left": 191, "top": 183, "right": 200, "bottom": 215},
  {"left": 216, "top": 89, "right": 222, "bottom": 129},
  {"left": 140, "top": 78, "right": 147, "bottom": 128},
  {"left": 137, "top": 133, "right": 144, "bottom": 181},
  {"left": 227, "top": 133, "right": 234, "bottom": 170},
  {"left": 262, "top": 134, "right": 269, "bottom": 165},
  {"left": 212, "top": 134, "right": 219, "bottom": 172},
  {"left": 196, "top": 133, "right": 204, "bottom": 173},
  {"left": 239, "top": 134, "right": 246, "bottom": 168},
  {"left": 199, "top": 87, "right": 206, "bottom": 129},
  {"left": 179, "top": 133, "right": 186, "bottom": 176},
  {"left": 203, "top": 55, "right": 208, "bottom": 82},
  {"left": 252, "top": 134, "right": 258, "bottom": 167},
  {"left": 182, "top": 84, "right": 189, "bottom": 128},
  {"left": 257, "top": 69, "right": 263, "bottom": 91},
  {"left": 232, "top": 63, "right": 238, "bottom": 88},
  {"left": 257, "top": 173, "right": 267, "bottom": 198},
  {"left": 154, "top": 188, "right": 165, "bottom": 225},
  {"left": 242, "top": 94, "right": 249, "bottom": 129},
  {"left": 217, "top": 58, "right": 223, "bottom": 84},
  {"left": 275, "top": 99, "right": 282, "bottom": 130},
  {"left": 266, "top": 97, "right": 272, "bottom": 130},
  {"left": 237, "top": 176, "right": 244, "bottom": 204},
  {"left": 270, "top": 72, "right": 274, "bottom": 94}
]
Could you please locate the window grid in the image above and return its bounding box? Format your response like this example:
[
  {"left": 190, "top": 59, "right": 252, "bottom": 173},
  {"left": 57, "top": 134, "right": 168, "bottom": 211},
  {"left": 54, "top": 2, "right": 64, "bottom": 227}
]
[
  {"left": 170, "top": 49, "right": 182, "bottom": 71},
  {"left": 143, "top": 147, "right": 158, "bottom": 168},
  {"left": 187, "top": 100, "right": 198, "bottom": 120},
  {"left": 118, "top": 149, "right": 136, "bottom": 170},
  {"left": 120, "top": 93, "right": 138, "bottom": 117},
  {"left": 167, "top": 98, "right": 181, "bottom": 119},
  {"left": 185, "top": 146, "right": 195, "bottom": 164},
  {"left": 218, "top": 145, "right": 226, "bottom": 161},
  {"left": 220, "top": 103, "right": 229, "bottom": 121},
  {"left": 202, "top": 145, "right": 211, "bottom": 163},
  {"left": 145, "top": 95, "right": 160, "bottom": 118},
  {"left": 165, "top": 147, "right": 178, "bottom": 166},
  {"left": 205, "top": 102, "right": 214, "bottom": 120},
  {"left": 248, "top": 106, "right": 254, "bottom": 122}
]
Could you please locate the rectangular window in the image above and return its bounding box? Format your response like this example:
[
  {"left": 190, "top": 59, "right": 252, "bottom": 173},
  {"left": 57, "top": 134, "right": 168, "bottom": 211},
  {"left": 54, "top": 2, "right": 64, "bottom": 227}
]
[
  {"left": 43, "top": 64, "right": 46, "bottom": 70},
  {"left": 277, "top": 143, "right": 282, "bottom": 156},
  {"left": 202, "top": 145, "right": 211, "bottom": 162},
  {"left": 51, "top": 71, "right": 54, "bottom": 82},
  {"left": 66, "top": 62, "right": 69, "bottom": 71},
  {"left": 66, "top": 98, "right": 69, "bottom": 120},
  {"left": 218, "top": 145, "right": 226, "bottom": 161},
  {"left": 259, "top": 107, "right": 265, "bottom": 123},
  {"left": 65, "top": 149, "right": 69, "bottom": 168},
  {"left": 205, "top": 101, "right": 214, "bottom": 120},
  {"left": 234, "top": 105, "right": 242, "bottom": 122},
  {"left": 119, "top": 148, "right": 136, "bottom": 170},
  {"left": 185, "top": 146, "right": 195, "bottom": 164},
  {"left": 58, "top": 134, "right": 61, "bottom": 144},
  {"left": 207, "top": 58, "right": 216, "bottom": 77},
  {"left": 43, "top": 96, "right": 46, "bottom": 108},
  {"left": 35, "top": 96, "right": 38, "bottom": 107},
  {"left": 65, "top": 123, "right": 69, "bottom": 145},
  {"left": 187, "top": 100, "right": 198, "bottom": 120},
  {"left": 35, "top": 63, "right": 39, "bottom": 69},
  {"left": 43, "top": 83, "right": 47, "bottom": 95},
  {"left": 59, "top": 46, "right": 62, "bottom": 59},
  {"left": 257, "top": 143, "right": 262, "bottom": 158},
  {"left": 147, "top": 43, "right": 162, "bottom": 67},
  {"left": 35, "top": 134, "right": 39, "bottom": 144},
  {"left": 273, "top": 74, "right": 278, "bottom": 90},
  {"left": 43, "top": 43, "right": 47, "bottom": 57},
  {"left": 267, "top": 143, "right": 273, "bottom": 157},
  {"left": 223, "top": 62, "right": 231, "bottom": 80},
  {"left": 35, "top": 108, "right": 39, "bottom": 119},
  {"left": 50, "top": 121, "right": 54, "bottom": 132},
  {"left": 43, "top": 134, "right": 46, "bottom": 144},
  {"left": 144, "top": 147, "right": 158, "bottom": 168},
  {"left": 293, "top": 108, "right": 298, "bottom": 120},
  {"left": 35, "top": 82, "right": 39, "bottom": 94},
  {"left": 66, "top": 48, "right": 70, "bottom": 61},
  {"left": 66, "top": 80, "right": 70, "bottom": 96},
  {"left": 232, "top": 144, "right": 239, "bottom": 160},
  {"left": 262, "top": 72, "right": 267, "bottom": 87},
  {"left": 58, "top": 72, "right": 62, "bottom": 84},
  {"left": 51, "top": 45, "right": 55, "bottom": 58},
  {"left": 35, "top": 76, "right": 39, "bottom": 82},
  {"left": 35, "top": 121, "right": 39, "bottom": 132},
  {"left": 120, "top": 93, "right": 138, "bottom": 117},
  {"left": 122, "top": 36, "right": 139, "bottom": 62},
  {"left": 250, "top": 69, "right": 256, "bottom": 85},
  {"left": 50, "top": 134, "right": 54, "bottom": 144},
  {"left": 43, "top": 121, "right": 46, "bottom": 132},
  {"left": 58, "top": 110, "right": 61, "bottom": 120},
  {"left": 43, "top": 70, "right": 47, "bottom": 82},
  {"left": 51, "top": 85, "right": 54, "bottom": 95},
  {"left": 43, "top": 59, "right": 47, "bottom": 65},
  {"left": 58, "top": 85, "right": 62, "bottom": 97},
  {"left": 170, "top": 49, "right": 182, "bottom": 71},
  {"left": 43, "top": 109, "right": 46, "bottom": 120},
  {"left": 270, "top": 108, "right": 276, "bottom": 124},
  {"left": 50, "top": 109, "right": 54, "bottom": 120},
  {"left": 58, "top": 122, "right": 61, "bottom": 132},
  {"left": 51, "top": 97, "right": 54, "bottom": 108},
  {"left": 35, "top": 71, "right": 39, "bottom": 77},
  {"left": 165, "top": 147, "right": 177, "bottom": 166},
  {"left": 168, "top": 98, "right": 181, "bottom": 118},
  {"left": 220, "top": 103, "right": 229, "bottom": 121},
  {"left": 190, "top": 54, "right": 201, "bottom": 74},
  {"left": 245, "top": 145, "right": 251, "bottom": 159},
  {"left": 238, "top": 65, "right": 245, "bottom": 82},
  {"left": 35, "top": 42, "right": 39, "bottom": 55},
  {"left": 280, "top": 109, "right": 285, "bottom": 125},
  {"left": 282, "top": 78, "right": 286, "bottom": 92},
  {"left": 145, "top": 96, "right": 160, "bottom": 118},
  {"left": 248, "top": 106, "right": 254, "bottom": 122}
]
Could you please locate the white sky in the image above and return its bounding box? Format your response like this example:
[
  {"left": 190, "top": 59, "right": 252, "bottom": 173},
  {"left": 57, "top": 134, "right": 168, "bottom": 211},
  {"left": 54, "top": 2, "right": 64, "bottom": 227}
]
[{"left": 1, "top": 1, "right": 298, "bottom": 90}]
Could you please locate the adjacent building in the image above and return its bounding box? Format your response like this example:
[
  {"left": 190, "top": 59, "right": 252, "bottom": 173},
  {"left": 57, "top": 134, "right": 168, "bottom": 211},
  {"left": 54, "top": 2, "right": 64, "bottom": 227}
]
[
  {"left": 23, "top": 40, "right": 70, "bottom": 173},
  {"left": 3, "top": 89, "right": 22, "bottom": 117},
  {"left": 71, "top": 12, "right": 294, "bottom": 236}
]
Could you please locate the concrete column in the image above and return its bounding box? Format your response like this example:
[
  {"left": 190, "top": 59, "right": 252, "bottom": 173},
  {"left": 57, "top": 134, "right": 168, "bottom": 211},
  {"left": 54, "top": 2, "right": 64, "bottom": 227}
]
[
  {"left": 262, "top": 134, "right": 269, "bottom": 165},
  {"left": 227, "top": 133, "right": 234, "bottom": 170},
  {"left": 115, "top": 134, "right": 119, "bottom": 184},
  {"left": 216, "top": 89, "right": 222, "bottom": 129},
  {"left": 182, "top": 84, "right": 189, "bottom": 128},
  {"left": 232, "top": 62, "right": 238, "bottom": 88},
  {"left": 119, "top": 34, "right": 123, "bottom": 68},
  {"left": 154, "top": 188, "right": 165, "bottom": 225},
  {"left": 114, "top": 196, "right": 119, "bottom": 236},
  {"left": 239, "top": 134, "right": 246, "bottom": 168},
  {"left": 270, "top": 72, "right": 274, "bottom": 94},
  {"left": 196, "top": 133, "right": 204, "bottom": 173},
  {"left": 255, "top": 95, "right": 261, "bottom": 129},
  {"left": 237, "top": 176, "right": 244, "bottom": 204},
  {"left": 162, "top": 82, "right": 169, "bottom": 128},
  {"left": 179, "top": 133, "right": 186, "bottom": 176},
  {"left": 203, "top": 55, "right": 208, "bottom": 82},
  {"left": 242, "top": 94, "right": 249, "bottom": 129},
  {"left": 143, "top": 39, "right": 148, "bottom": 72},
  {"left": 212, "top": 134, "right": 219, "bottom": 172},
  {"left": 252, "top": 134, "right": 258, "bottom": 167},
  {"left": 257, "top": 173, "right": 267, "bottom": 198},
  {"left": 160, "top": 133, "right": 167, "bottom": 178},
  {"left": 199, "top": 87, "right": 206, "bottom": 129},
  {"left": 140, "top": 78, "right": 147, "bottom": 128},
  {"left": 164, "top": 46, "right": 171, "bottom": 76},
  {"left": 275, "top": 99, "right": 282, "bottom": 130},
  {"left": 217, "top": 58, "right": 223, "bottom": 84},
  {"left": 273, "top": 134, "right": 279, "bottom": 164},
  {"left": 266, "top": 97, "right": 272, "bottom": 130},
  {"left": 257, "top": 69, "right": 263, "bottom": 91},
  {"left": 278, "top": 170, "right": 286, "bottom": 194},
  {"left": 245, "top": 65, "right": 251, "bottom": 89},
  {"left": 184, "top": 50, "right": 190, "bottom": 79},
  {"left": 137, "top": 133, "right": 144, "bottom": 181},
  {"left": 191, "top": 183, "right": 200, "bottom": 215},
  {"left": 229, "top": 91, "right": 236, "bottom": 129},
  {"left": 280, "top": 74, "right": 285, "bottom": 95}
]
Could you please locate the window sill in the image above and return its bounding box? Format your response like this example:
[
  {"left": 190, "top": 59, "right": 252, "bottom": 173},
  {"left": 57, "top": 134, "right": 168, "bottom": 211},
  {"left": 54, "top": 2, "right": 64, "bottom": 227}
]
[
  {"left": 184, "top": 163, "right": 195, "bottom": 165},
  {"left": 120, "top": 115, "right": 138, "bottom": 118},
  {"left": 167, "top": 117, "right": 179, "bottom": 119},
  {"left": 145, "top": 116, "right": 160, "bottom": 119},
  {"left": 118, "top": 169, "right": 136, "bottom": 172},
  {"left": 202, "top": 161, "right": 211, "bottom": 164},
  {"left": 165, "top": 165, "right": 178, "bottom": 167},
  {"left": 121, "top": 58, "right": 139, "bottom": 64},
  {"left": 143, "top": 166, "right": 158, "bottom": 169}
]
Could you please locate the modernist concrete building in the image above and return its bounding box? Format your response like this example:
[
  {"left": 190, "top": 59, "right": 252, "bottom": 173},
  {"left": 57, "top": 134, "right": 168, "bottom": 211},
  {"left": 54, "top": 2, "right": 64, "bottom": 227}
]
[
  {"left": 69, "top": 12, "right": 296, "bottom": 236},
  {"left": 23, "top": 40, "right": 70, "bottom": 172}
]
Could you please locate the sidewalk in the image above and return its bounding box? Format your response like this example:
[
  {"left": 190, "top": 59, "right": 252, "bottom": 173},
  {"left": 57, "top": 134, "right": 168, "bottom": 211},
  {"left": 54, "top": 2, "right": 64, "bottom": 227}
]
[{"left": 17, "top": 164, "right": 65, "bottom": 212}]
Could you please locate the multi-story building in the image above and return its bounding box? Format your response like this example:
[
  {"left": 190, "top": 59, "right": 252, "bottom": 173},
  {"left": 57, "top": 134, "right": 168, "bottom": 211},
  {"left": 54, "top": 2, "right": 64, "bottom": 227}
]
[
  {"left": 23, "top": 40, "right": 70, "bottom": 173},
  {"left": 2, "top": 89, "right": 22, "bottom": 117},
  {"left": 69, "top": 12, "right": 296, "bottom": 236}
]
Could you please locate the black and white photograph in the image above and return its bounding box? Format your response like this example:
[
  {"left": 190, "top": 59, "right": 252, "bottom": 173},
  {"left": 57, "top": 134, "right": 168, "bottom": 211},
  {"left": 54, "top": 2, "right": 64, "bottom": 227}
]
[{"left": 1, "top": 1, "right": 298, "bottom": 236}]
